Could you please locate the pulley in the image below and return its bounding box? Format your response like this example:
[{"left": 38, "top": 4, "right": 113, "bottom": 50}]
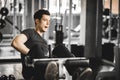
[
  {"left": 0, "top": 7, "right": 9, "bottom": 16},
  {"left": 0, "top": 19, "right": 6, "bottom": 29}
]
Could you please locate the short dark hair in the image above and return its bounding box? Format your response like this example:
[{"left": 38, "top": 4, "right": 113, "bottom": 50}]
[{"left": 34, "top": 9, "right": 50, "bottom": 20}]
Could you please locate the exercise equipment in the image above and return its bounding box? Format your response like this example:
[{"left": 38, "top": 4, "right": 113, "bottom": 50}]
[
  {"left": 8, "top": 74, "right": 15, "bottom": 80},
  {"left": 96, "top": 0, "right": 120, "bottom": 79},
  {"left": 0, "top": 7, "right": 9, "bottom": 17},
  {"left": 5, "top": 18, "right": 22, "bottom": 32},
  {"left": 0, "top": 0, "right": 9, "bottom": 29},
  {"left": 0, "top": 32, "right": 3, "bottom": 42},
  {"left": 102, "top": 0, "right": 118, "bottom": 41},
  {"left": 0, "top": 75, "right": 8, "bottom": 80},
  {"left": 52, "top": 44, "right": 75, "bottom": 58},
  {"left": 0, "top": 7, "right": 9, "bottom": 29},
  {"left": 102, "top": 43, "right": 115, "bottom": 62},
  {"left": 31, "top": 57, "right": 89, "bottom": 79},
  {"left": 0, "top": 74, "right": 16, "bottom": 80},
  {"left": 103, "top": 17, "right": 118, "bottom": 40},
  {"left": 55, "top": 23, "right": 63, "bottom": 46},
  {"left": 103, "top": 8, "right": 110, "bottom": 16},
  {"left": 71, "top": 45, "right": 84, "bottom": 57},
  {"left": 0, "top": 19, "right": 6, "bottom": 29}
]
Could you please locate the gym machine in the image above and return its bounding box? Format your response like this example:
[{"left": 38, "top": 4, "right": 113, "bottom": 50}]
[
  {"left": 0, "top": 0, "right": 9, "bottom": 42},
  {"left": 55, "top": 23, "right": 63, "bottom": 46},
  {"left": 0, "top": 0, "right": 22, "bottom": 43},
  {"left": 95, "top": 0, "right": 120, "bottom": 80},
  {"left": 25, "top": 57, "right": 89, "bottom": 80}
]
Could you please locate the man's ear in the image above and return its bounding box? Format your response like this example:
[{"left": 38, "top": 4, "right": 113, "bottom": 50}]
[{"left": 35, "top": 19, "right": 40, "bottom": 24}]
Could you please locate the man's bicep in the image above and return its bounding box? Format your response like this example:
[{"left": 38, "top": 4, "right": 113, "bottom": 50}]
[
  {"left": 11, "top": 33, "right": 30, "bottom": 54},
  {"left": 14, "top": 34, "right": 28, "bottom": 43}
]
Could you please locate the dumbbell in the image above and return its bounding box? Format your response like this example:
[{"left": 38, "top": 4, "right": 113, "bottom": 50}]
[
  {"left": 8, "top": 74, "right": 15, "bottom": 80},
  {"left": 0, "top": 75, "right": 8, "bottom": 80}
]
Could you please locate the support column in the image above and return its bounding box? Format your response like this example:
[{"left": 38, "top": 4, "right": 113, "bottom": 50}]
[
  {"left": 95, "top": 0, "right": 103, "bottom": 58},
  {"left": 84, "top": 0, "right": 97, "bottom": 58},
  {"left": 116, "top": 0, "right": 120, "bottom": 80},
  {"left": 82, "top": 1, "right": 103, "bottom": 80},
  {"left": 82, "top": 0, "right": 102, "bottom": 59}
]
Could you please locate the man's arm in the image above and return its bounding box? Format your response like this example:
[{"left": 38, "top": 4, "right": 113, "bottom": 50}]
[{"left": 11, "top": 34, "right": 30, "bottom": 55}]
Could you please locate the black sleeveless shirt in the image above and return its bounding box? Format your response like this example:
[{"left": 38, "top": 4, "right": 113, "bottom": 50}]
[{"left": 21, "top": 29, "right": 49, "bottom": 79}]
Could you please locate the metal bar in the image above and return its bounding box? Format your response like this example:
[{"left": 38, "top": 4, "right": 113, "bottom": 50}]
[
  {"left": 116, "top": 0, "right": 120, "bottom": 80},
  {"left": 108, "top": 0, "right": 112, "bottom": 42},
  {"left": 13, "top": 0, "right": 17, "bottom": 36},
  {"left": 68, "top": 0, "right": 72, "bottom": 51}
]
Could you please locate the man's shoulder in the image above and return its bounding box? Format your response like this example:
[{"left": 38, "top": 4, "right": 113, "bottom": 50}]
[
  {"left": 22, "top": 28, "right": 34, "bottom": 32},
  {"left": 21, "top": 28, "right": 35, "bottom": 38},
  {"left": 21, "top": 28, "right": 35, "bottom": 34}
]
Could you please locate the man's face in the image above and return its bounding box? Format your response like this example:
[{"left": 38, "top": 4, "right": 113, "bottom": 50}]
[{"left": 37, "top": 14, "right": 50, "bottom": 32}]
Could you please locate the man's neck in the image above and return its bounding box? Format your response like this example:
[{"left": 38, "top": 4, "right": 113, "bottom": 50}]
[{"left": 35, "top": 28, "right": 43, "bottom": 36}]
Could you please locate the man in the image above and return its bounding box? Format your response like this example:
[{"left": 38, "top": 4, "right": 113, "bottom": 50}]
[
  {"left": 11, "top": 9, "right": 92, "bottom": 80},
  {"left": 11, "top": 9, "right": 51, "bottom": 80}
]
